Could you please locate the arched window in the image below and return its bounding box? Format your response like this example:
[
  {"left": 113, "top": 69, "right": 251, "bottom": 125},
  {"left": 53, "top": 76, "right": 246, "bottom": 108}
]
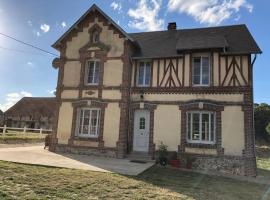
[{"left": 92, "top": 30, "right": 99, "bottom": 43}]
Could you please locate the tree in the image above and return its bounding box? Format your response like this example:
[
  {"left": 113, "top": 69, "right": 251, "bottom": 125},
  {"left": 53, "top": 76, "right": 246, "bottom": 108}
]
[
  {"left": 254, "top": 103, "right": 270, "bottom": 141},
  {"left": 266, "top": 122, "right": 270, "bottom": 136}
]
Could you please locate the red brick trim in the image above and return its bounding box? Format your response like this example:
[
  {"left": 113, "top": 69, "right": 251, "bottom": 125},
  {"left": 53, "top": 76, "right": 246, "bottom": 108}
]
[
  {"left": 242, "top": 87, "right": 256, "bottom": 176},
  {"left": 132, "top": 86, "right": 252, "bottom": 94},
  {"left": 116, "top": 40, "right": 132, "bottom": 158}
]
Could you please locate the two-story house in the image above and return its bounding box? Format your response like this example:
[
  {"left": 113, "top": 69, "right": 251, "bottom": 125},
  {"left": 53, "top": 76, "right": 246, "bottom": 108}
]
[{"left": 50, "top": 4, "right": 261, "bottom": 176}]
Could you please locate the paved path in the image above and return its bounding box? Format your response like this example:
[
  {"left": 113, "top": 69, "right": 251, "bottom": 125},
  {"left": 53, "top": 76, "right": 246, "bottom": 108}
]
[{"left": 0, "top": 145, "right": 154, "bottom": 176}]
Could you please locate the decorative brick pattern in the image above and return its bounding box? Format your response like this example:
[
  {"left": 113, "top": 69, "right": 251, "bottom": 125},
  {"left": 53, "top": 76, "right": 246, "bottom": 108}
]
[{"left": 116, "top": 40, "right": 133, "bottom": 158}]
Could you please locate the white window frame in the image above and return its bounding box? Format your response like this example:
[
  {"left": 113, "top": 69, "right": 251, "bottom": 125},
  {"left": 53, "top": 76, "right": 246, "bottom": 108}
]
[
  {"left": 192, "top": 55, "right": 211, "bottom": 86},
  {"left": 85, "top": 60, "right": 100, "bottom": 85},
  {"left": 137, "top": 61, "right": 151, "bottom": 87},
  {"left": 186, "top": 111, "right": 216, "bottom": 144},
  {"left": 76, "top": 108, "right": 100, "bottom": 138}
]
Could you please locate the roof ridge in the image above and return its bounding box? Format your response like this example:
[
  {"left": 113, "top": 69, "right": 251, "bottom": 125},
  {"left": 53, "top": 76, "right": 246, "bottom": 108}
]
[{"left": 128, "top": 24, "right": 247, "bottom": 35}]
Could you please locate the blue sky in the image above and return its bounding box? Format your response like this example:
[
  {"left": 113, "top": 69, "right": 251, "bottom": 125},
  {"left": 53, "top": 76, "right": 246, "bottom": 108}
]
[{"left": 0, "top": 0, "right": 269, "bottom": 111}]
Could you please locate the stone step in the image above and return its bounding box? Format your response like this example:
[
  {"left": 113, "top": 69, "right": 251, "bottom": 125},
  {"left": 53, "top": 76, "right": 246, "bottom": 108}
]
[{"left": 127, "top": 151, "right": 154, "bottom": 162}]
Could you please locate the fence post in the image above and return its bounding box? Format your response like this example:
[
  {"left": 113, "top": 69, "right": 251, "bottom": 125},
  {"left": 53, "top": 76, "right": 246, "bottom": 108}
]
[
  {"left": 40, "top": 128, "right": 43, "bottom": 136},
  {"left": 23, "top": 126, "right": 26, "bottom": 137},
  {"left": 3, "top": 125, "right": 6, "bottom": 136}
]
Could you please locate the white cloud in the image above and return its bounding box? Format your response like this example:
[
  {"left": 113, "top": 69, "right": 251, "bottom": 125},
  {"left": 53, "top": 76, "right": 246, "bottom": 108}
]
[
  {"left": 27, "top": 61, "right": 34, "bottom": 67},
  {"left": 40, "top": 23, "right": 50, "bottom": 33},
  {"left": 47, "top": 90, "right": 56, "bottom": 95},
  {"left": 128, "top": 0, "right": 164, "bottom": 31},
  {"left": 111, "top": 2, "right": 122, "bottom": 12},
  {"left": 167, "top": 0, "right": 253, "bottom": 26},
  {"left": 0, "top": 91, "right": 33, "bottom": 112},
  {"left": 27, "top": 20, "right": 32, "bottom": 27},
  {"left": 61, "top": 21, "right": 66, "bottom": 28}
]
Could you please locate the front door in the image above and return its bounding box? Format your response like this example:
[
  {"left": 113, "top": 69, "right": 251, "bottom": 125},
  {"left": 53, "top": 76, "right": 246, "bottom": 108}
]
[{"left": 133, "top": 110, "right": 150, "bottom": 152}]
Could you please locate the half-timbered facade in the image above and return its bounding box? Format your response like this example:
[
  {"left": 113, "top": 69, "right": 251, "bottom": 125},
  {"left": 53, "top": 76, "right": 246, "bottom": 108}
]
[{"left": 50, "top": 4, "right": 261, "bottom": 176}]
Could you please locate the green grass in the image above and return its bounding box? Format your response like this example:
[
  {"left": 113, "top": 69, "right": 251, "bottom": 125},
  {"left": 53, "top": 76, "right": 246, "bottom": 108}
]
[
  {"left": 256, "top": 144, "right": 270, "bottom": 180},
  {"left": 0, "top": 132, "right": 45, "bottom": 143},
  {"left": 0, "top": 161, "right": 269, "bottom": 200}
]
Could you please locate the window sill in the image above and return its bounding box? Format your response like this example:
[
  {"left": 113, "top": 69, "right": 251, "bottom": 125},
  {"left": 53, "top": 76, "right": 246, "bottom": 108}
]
[
  {"left": 185, "top": 142, "right": 217, "bottom": 149},
  {"left": 136, "top": 85, "right": 150, "bottom": 87},
  {"left": 74, "top": 136, "right": 99, "bottom": 142},
  {"left": 85, "top": 84, "right": 99, "bottom": 86},
  {"left": 192, "top": 85, "right": 210, "bottom": 87}
]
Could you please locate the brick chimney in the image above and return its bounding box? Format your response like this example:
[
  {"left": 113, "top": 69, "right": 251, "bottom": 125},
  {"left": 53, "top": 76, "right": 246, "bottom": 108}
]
[{"left": 167, "top": 22, "right": 177, "bottom": 30}]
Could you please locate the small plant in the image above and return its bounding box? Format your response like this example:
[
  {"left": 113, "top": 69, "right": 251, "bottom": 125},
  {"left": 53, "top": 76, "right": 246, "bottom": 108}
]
[
  {"left": 158, "top": 142, "right": 168, "bottom": 166},
  {"left": 185, "top": 154, "right": 196, "bottom": 169}
]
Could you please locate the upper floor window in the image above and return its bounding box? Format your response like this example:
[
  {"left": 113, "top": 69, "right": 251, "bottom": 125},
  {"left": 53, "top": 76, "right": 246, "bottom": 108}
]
[
  {"left": 187, "top": 111, "right": 215, "bottom": 144},
  {"left": 86, "top": 60, "right": 99, "bottom": 85},
  {"left": 92, "top": 30, "right": 99, "bottom": 43},
  {"left": 192, "top": 56, "right": 210, "bottom": 86},
  {"left": 77, "top": 108, "right": 100, "bottom": 138},
  {"left": 137, "top": 61, "right": 151, "bottom": 87}
]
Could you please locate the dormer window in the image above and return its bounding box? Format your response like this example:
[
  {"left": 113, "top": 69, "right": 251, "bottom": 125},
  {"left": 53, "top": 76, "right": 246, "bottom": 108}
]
[{"left": 92, "top": 30, "right": 99, "bottom": 43}]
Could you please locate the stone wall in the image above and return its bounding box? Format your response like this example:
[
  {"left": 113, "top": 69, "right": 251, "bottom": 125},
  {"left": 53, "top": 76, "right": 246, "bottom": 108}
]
[
  {"left": 179, "top": 154, "right": 247, "bottom": 176},
  {"left": 55, "top": 144, "right": 116, "bottom": 158}
]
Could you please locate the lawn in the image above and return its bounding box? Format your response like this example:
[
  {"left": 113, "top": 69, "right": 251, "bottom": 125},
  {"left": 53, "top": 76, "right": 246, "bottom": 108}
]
[
  {"left": 0, "top": 160, "right": 269, "bottom": 200},
  {"left": 0, "top": 131, "right": 46, "bottom": 143},
  {"left": 257, "top": 144, "right": 270, "bottom": 180}
]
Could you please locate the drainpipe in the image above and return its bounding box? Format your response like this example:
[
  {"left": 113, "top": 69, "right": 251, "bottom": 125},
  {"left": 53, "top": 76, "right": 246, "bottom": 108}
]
[
  {"left": 251, "top": 54, "right": 257, "bottom": 162},
  {"left": 127, "top": 55, "right": 133, "bottom": 154}
]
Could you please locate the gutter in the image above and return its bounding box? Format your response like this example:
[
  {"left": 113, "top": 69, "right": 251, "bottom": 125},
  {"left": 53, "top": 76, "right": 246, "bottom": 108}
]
[{"left": 251, "top": 54, "right": 257, "bottom": 67}]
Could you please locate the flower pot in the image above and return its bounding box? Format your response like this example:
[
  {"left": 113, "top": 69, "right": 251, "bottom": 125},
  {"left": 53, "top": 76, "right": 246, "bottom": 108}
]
[
  {"left": 159, "top": 157, "right": 168, "bottom": 166},
  {"left": 170, "top": 159, "right": 180, "bottom": 168},
  {"left": 186, "top": 163, "right": 192, "bottom": 169}
]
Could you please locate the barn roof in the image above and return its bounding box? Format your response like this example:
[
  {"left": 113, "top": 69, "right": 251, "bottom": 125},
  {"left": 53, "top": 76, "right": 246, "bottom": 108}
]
[{"left": 4, "top": 97, "right": 57, "bottom": 118}]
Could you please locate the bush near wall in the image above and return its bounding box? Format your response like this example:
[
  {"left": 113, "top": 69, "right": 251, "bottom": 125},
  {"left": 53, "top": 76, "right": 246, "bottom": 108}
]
[{"left": 254, "top": 103, "right": 270, "bottom": 141}]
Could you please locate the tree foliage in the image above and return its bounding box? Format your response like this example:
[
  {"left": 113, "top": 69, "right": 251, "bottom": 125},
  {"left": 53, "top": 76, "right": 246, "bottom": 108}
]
[
  {"left": 266, "top": 122, "right": 270, "bottom": 136},
  {"left": 254, "top": 103, "right": 270, "bottom": 140}
]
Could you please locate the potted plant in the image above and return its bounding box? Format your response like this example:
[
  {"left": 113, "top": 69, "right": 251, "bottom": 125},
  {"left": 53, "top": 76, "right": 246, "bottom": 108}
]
[
  {"left": 158, "top": 142, "right": 168, "bottom": 166},
  {"left": 185, "top": 155, "right": 195, "bottom": 169},
  {"left": 169, "top": 152, "right": 180, "bottom": 168}
]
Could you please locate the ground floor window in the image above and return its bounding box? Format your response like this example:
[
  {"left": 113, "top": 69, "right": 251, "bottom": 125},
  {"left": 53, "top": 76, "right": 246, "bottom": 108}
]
[
  {"left": 187, "top": 111, "right": 216, "bottom": 144},
  {"left": 77, "top": 108, "right": 100, "bottom": 138}
]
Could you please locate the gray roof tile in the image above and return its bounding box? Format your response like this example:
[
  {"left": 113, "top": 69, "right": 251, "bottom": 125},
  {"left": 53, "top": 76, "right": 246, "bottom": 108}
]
[{"left": 129, "top": 24, "right": 261, "bottom": 58}]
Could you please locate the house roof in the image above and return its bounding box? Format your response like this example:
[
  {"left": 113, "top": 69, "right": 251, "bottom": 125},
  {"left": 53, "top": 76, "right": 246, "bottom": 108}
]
[
  {"left": 52, "top": 4, "right": 261, "bottom": 58},
  {"left": 4, "top": 97, "right": 57, "bottom": 118},
  {"left": 52, "top": 4, "right": 133, "bottom": 49},
  {"left": 129, "top": 24, "right": 262, "bottom": 58}
]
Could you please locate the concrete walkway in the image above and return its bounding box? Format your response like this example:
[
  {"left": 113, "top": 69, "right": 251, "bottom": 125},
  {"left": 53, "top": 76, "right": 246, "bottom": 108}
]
[{"left": 0, "top": 145, "right": 154, "bottom": 176}]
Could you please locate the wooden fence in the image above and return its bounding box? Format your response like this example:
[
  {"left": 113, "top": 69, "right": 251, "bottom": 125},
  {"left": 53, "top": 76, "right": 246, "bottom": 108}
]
[{"left": 0, "top": 125, "right": 52, "bottom": 137}]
